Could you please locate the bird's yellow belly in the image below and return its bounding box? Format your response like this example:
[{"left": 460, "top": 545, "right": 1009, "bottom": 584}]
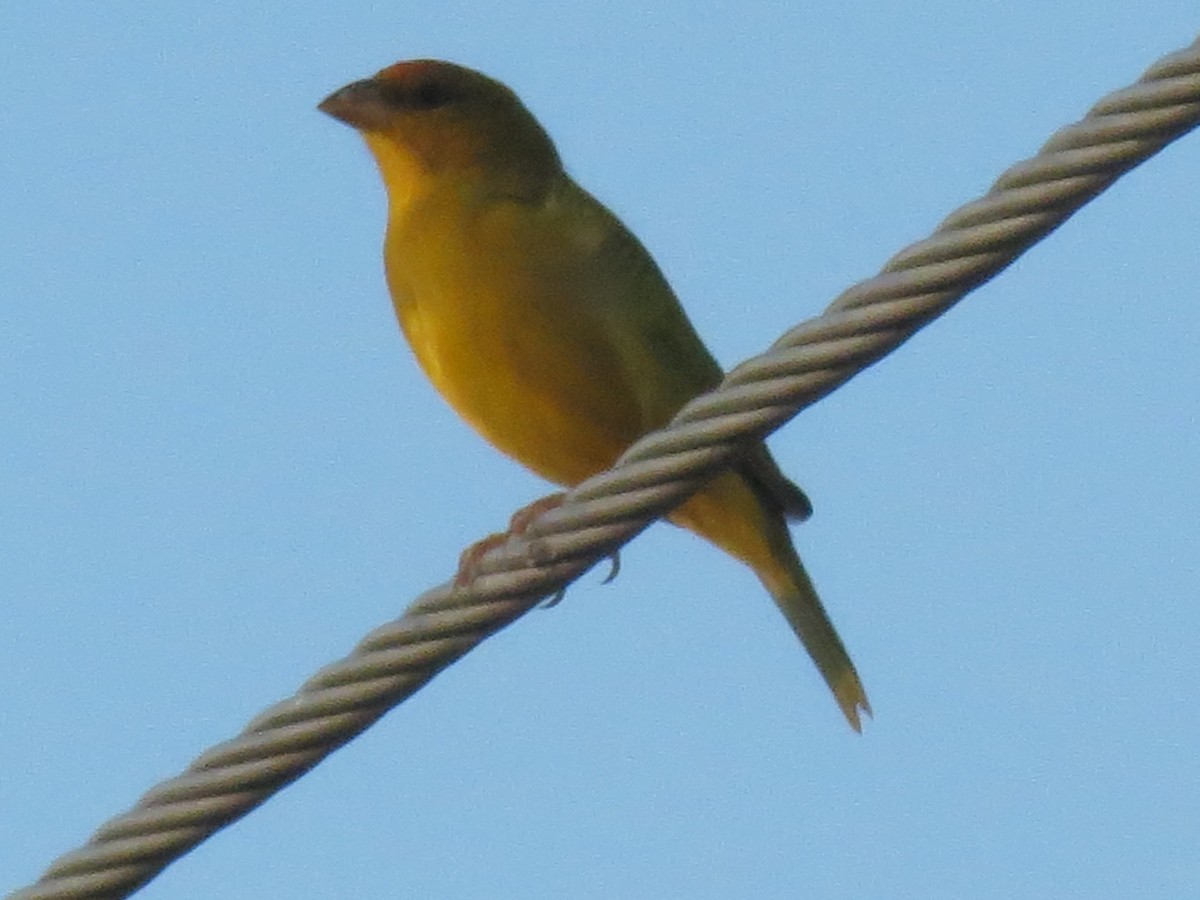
[{"left": 392, "top": 264, "right": 641, "bottom": 488}]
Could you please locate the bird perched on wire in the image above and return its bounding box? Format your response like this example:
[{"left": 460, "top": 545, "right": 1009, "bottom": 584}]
[{"left": 319, "top": 60, "right": 870, "bottom": 730}]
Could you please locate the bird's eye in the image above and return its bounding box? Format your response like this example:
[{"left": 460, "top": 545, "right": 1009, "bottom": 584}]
[{"left": 409, "top": 79, "right": 454, "bottom": 110}]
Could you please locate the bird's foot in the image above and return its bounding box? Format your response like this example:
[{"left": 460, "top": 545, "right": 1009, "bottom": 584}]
[
  {"left": 454, "top": 492, "right": 567, "bottom": 587},
  {"left": 454, "top": 531, "right": 508, "bottom": 588},
  {"left": 506, "top": 492, "right": 567, "bottom": 534}
]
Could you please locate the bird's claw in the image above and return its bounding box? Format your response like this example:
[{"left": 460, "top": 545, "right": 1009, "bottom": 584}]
[{"left": 601, "top": 550, "right": 621, "bottom": 585}]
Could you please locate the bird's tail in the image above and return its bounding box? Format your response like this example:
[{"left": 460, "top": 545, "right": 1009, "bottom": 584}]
[
  {"left": 671, "top": 470, "right": 870, "bottom": 730},
  {"left": 760, "top": 534, "right": 871, "bottom": 731}
]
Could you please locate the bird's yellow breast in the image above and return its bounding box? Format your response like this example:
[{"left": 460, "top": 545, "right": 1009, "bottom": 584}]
[{"left": 383, "top": 180, "right": 646, "bottom": 487}]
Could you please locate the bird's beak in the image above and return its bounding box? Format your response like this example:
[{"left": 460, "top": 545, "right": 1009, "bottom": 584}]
[{"left": 318, "top": 77, "right": 391, "bottom": 132}]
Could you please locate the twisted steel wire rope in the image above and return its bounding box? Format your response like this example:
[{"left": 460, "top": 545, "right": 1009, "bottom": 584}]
[{"left": 10, "top": 36, "right": 1200, "bottom": 900}]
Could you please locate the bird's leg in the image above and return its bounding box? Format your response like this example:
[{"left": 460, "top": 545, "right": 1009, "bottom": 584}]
[
  {"left": 512, "top": 494, "right": 623, "bottom": 594},
  {"left": 454, "top": 492, "right": 566, "bottom": 587},
  {"left": 453, "top": 531, "right": 509, "bottom": 587},
  {"left": 454, "top": 492, "right": 623, "bottom": 597},
  {"left": 506, "top": 491, "right": 567, "bottom": 533}
]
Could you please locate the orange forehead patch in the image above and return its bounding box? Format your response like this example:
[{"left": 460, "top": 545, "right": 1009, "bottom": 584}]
[{"left": 375, "top": 59, "right": 444, "bottom": 83}]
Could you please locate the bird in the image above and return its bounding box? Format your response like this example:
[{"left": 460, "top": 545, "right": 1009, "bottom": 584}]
[{"left": 319, "top": 60, "right": 870, "bottom": 730}]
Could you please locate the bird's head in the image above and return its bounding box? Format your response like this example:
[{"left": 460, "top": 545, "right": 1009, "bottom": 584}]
[{"left": 319, "top": 60, "right": 562, "bottom": 200}]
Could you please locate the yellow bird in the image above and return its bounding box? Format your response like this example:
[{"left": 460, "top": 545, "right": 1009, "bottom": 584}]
[{"left": 320, "top": 60, "right": 870, "bottom": 730}]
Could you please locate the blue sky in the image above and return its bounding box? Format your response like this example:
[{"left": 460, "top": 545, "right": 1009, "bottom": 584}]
[{"left": 3, "top": 4, "right": 1198, "bottom": 898}]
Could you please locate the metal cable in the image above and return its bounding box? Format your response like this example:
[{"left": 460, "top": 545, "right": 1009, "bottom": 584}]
[{"left": 11, "top": 37, "right": 1200, "bottom": 900}]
